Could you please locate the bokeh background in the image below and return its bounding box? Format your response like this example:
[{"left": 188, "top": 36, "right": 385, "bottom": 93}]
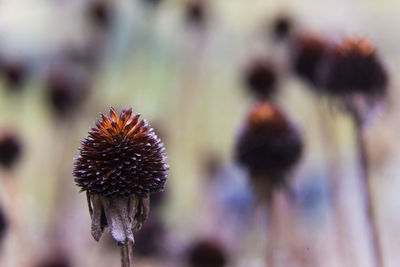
[{"left": 0, "top": 0, "right": 399, "bottom": 266}]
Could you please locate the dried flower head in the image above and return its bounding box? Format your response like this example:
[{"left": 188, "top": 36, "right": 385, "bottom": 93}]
[
  {"left": 320, "top": 38, "right": 388, "bottom": 98},
  {"left": 235, "top": 102, "right": 302, "bottom": 194},
  {"left": 244, "top": 59, "right": 277, "bottom": 100},
  {"left": 186, "top": 239, "right": 227, "bottom": 267},
  {"left": 292, "top": 34, "right": 329, "bottom": 86},
  {"left": 0, "top": 132, "right": 22, "bottom": 169},
  {"left": 73, "top": 107, "right": 168, "bottom": 245}
]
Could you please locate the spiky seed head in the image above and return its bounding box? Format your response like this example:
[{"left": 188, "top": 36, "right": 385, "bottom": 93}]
[
  {"left": 319, "top": 38, "right": 388, "bottom": 98},
  {"left": 235, "top": 102, "right": 302, "bottom": 181},
  {"left": 73, "top": 107, "right": 168, "bottom": 198}
]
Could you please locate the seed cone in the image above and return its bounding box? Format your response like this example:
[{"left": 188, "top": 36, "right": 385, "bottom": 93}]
[
  {"left": 235, "top": 102, "right": 302, "bottom": 198},
  {"left": 320, "top": 38, "right": 388, "bottom": 98},
  {"left": 73, "top": 107, "right": 168, "bottom": 244},
  {"left": 73, "top": 107, "right": 168, "bottom": 197}
]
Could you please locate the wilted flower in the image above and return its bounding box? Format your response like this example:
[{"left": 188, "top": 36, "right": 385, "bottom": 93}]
[{"left": 73, "top": 107, "right": 168, "bottom": 245}]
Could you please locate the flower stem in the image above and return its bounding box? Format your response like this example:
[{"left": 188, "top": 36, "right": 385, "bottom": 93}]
[
  {"left": 353, "top": 113, "right": 384, "bottom": 267},
  {"left": 266, "top": 190, "right": 278, "bottom": 267},
  {"left": 120, "top": 241, "right": 134, "bottom": 267}
]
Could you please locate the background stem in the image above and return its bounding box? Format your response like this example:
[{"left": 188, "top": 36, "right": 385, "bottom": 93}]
[
  {"left": 266, "top": 190, "right": 277, "bottom": 267},
  {"left": 353, "top": 113, "right": 384, "bottom": 267}
]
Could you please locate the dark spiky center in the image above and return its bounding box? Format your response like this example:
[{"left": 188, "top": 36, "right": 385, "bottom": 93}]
[{"left": 73, "top": 107, "right": 168, "bottom": 197}]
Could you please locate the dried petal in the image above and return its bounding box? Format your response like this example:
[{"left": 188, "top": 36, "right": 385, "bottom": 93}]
[{"left": 88, "top": 194, "right": 150, "bottom": 244}]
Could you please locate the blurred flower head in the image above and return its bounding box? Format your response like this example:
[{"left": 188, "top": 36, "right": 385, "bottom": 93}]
[
  {"left": 132, "top": 215, "right": 166, "bottom": 257},
  {"left": 319, "top": 38, "right": 388, "bottom": 99},
  {"left": 186, "top": 239, "right": 228, "bottom": 267},
  {"left": 0, "top": 60, "right": 29, "bottom": 91},
  {"left": 291, "top": 34, "right": 329, "bottom": 87},
  {"left": 0, "top": 132, "right": 22, "bottom": 170},
  {"left": 271, "top": 14, "right": 293, "bottom": 40},
  {"left": 45, "top": 63, "right": 91, "bottom": 117},
  {"left": 87, "top": 0, "right": 114, "bottom": 30},
  {"left": 243, "top": 59, "right": 277, "bottom": 100},
  {"left": 235, "top": 102, "right": 302, "bottom": 187},
  {"left": 0, "top": 206, "right": 8, "bottom": 244},
  {"left": 185, "top": 0, "right": 207, "bottom": 27},
  {"left": 36, "top": 251, "right": 71, "bottom": 267}
]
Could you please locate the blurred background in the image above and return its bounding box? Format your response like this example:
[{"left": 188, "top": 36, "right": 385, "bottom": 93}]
[{"left": 0, "top": 0, "right": 399, "bottom": 266}]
